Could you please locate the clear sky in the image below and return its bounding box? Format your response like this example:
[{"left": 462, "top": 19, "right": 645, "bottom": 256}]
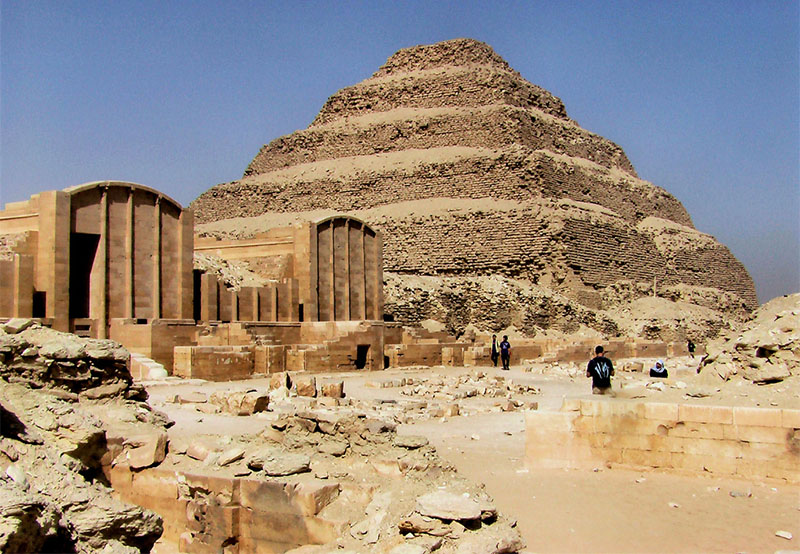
[{"left": 1, "top": 1, "right": 798, "bottom": 303}]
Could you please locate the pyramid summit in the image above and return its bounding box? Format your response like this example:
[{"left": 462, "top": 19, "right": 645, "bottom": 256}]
[{"left": 192, "top": 38, "right": 756, "bottom": 338}]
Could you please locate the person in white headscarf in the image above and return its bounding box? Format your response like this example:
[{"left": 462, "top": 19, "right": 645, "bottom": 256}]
[{"left": 649, "top": 359, "right": 668, "bottom": 378}]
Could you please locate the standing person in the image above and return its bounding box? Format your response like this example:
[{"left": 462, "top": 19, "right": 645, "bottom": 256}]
[
  {"left": 586, "top": 345, "right": 615, "bottom": 395},
  {"left": 687, "top": 339, "right": 696, "bottom": 359},
  {"left": 490, "top": 334, "right": 499, "bottom": 367},
  {"left": 499, "top": 335, "right": 511, "bottom": 370}
]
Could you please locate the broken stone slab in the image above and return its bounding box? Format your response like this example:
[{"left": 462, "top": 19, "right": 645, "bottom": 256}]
[
  {"left": 416, "top": 491, "right": 483, "bottom": 521},
  {"left": 317, "top": 439, "right": 349, "bottom": 457},
  {"left": 174, "top": 392, "right": 208, "bottom": 404},
  {"left": 286, "top": 479, "right": 341, "bottom": 517},
  {"left": 217, "top": 447, "right": 245, "bottom": 466},
  {"left": 319, "top": 381, "right": 345, "bottom": 398},
  {"left": 247, "top": 448, "right": 310, "bottom": 476},
  {"left": 742, "top": 362, "right": 790, "bottom": 383},
  {"left": 454, "top": 533, "right": 525, "bottom": 554},
  {"left": 269, "top": 371, "right": 292, "bottom": 390},
  {"left": 79, "top": 382, "right": 128, "bottom": 400},
  {"left": 399, "top": 512, "right": 453, "bottom": 537},
  {"left": 1, "top": 318, "right": 34, "bottom": 334},
  {"left": 124, "top": 429, "right": 168, "bottom": 469},
  {"left": 209, "top": 389, "right": 268, "bottom": 415},
  {"left": 394, "top": 435, "right": 429, "bottom": 449},
  {"left": 295, "top": 376, "right": 317, "bottom": 397},
  {"left": 186, "top": 441, "right": 213, "bottom": 461}
]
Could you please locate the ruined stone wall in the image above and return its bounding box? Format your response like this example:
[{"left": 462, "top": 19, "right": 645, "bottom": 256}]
[
  {"left": 247, "top": 106, "right": 635, "bottom": 176},
  {"left": 309, "top": 66, "right": 569, "bottom": 128},
  {"left": 198, "top": 149, "right": 690, "bottom": 227}
]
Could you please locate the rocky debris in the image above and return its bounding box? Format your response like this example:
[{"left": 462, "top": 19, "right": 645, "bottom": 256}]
[
  {"left": 193, "top": 251, "right": 269, "bottom": 291},
  {"left": 209, "top": 389, "right": 269, "bottom": 415},
  {"left": 0, "top": 323, "right": 135, "bottom": 396},
  {"left": 0, "top": 326, "right": 172, "bottom": 551},
  {"left": 416, "top": 491, "right": 484, "bottom": 521},
  {"left": 699, "top": 294, "right": 800, "bottom": 383},
  {"left": 0, "top": 327, "right": 166, "bottom": 552},
  {"left": 1, "top": 318, "right": 34, "bottom": 334},
  {"left": 247, "top": 447, "right": 311, "bottom": 476}
]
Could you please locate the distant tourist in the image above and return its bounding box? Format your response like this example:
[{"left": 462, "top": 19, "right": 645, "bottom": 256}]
[
  {"left": 586, "top": 345, "right": 615, "bottom": 395},
  {"left": 499, "top": 335, "right": 511, "bottom": 370},
  {"left": 687, "top": 339, "right": 696, "bottom": 358},
  {"left": 490, "top": 334, "right": 499, "bottom": 367},
  {"left": 649, "top": 359, "right": 668, "bottom": 378}
]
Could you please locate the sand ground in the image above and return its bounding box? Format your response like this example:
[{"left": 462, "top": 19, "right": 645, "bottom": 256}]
[{"left": 145, "top": 363, "right": 800, "bottom": 553}]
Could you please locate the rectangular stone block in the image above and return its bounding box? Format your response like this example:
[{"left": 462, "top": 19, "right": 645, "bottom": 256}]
[
  {"left": 682, "top": 438, "right": 742, "bottom": 459},
  {"left": 644, "top": 402, "right": 679, "bottom": 421},
  {"left": 781, "top": 409, "right": 800, "bottom": 429},
  {"left": 736, "top": 425, "right": 791, "bottom": 445},
  {"left": 733, "top": 406, "right": 782, "bottom": 427},
  {"left": 678, "top": 404, "right": 733, "bottom": 424},
  {"left": 739, "top": 441, "right": 784, "bottom": 460},
  {"left": 668, "top": 421, "right": 726, "bottom": 441}
]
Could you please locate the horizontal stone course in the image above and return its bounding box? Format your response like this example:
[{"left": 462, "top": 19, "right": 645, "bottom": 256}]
[{"left": 526, "top": 400, "right": 800, "bottom": 482}]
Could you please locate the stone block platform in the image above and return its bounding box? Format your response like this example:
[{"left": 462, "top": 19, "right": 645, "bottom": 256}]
[{"left": 526, "top": 399, "right": 800, "bottom": 482}]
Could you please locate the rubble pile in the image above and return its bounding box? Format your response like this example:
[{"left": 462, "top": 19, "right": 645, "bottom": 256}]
[
  {"left": 160, "top": 392, "right": 525, "bottom": 553},
  {"left": 0, "top": 320, "right": 166, "bottom": 552},
  {"left": 699, "top": 294, "right": 800, "bottom": 384}
]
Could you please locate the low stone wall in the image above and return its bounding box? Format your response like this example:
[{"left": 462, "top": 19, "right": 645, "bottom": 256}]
[
  {"left": 173, "top": 345, "right": 255, "bottom": 381},
  {"left": 107, "top": 466, "right": 343, "bottom": 553},
  {"left": 525, "top": 399, "right": 800, "bottom": 483}
]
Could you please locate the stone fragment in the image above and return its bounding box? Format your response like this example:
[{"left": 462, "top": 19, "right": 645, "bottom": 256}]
[
  {"left": 175, "top": 391, "right": 208, "bottom": 404},
  {"left": 247, "top": 448, "right": 310, "bottom": 476},
  {"left": 270, "top": 371, "right": 292, "bottom": 390},
  {"left": 394, "top": 435, "right": 429, "bottom": 449},
  {"left": 389, "top": 545, "right": 428, "bottom": 554},
  {"left": 80, "top": 382, "right": 128, "bottom": 400},
  {"left": 416, "top": 491, "right": 483, "bottom": 521},
  {"left": 210, "top": 389, "right": 268, "bottom": 415},
  {"left": 1, "top": 318, "right": 33, "bottom": 334},
  {"left": 295, "top": 376, "right": 317, "bottom": 397},
  {"left": 124, "top": 429, "right": 168, "bottom": 469},
  {"left": 775, "top": 530, "right": 793, "bottom": 540},
  {"left": 217, "top": 447, "right": 245, "bottom": 466},
  {"left": 320, "top": 381, "right": 345, "bottom": 398},
  {"left": 5, "top": 464, "right": 28, "bottom": 488},
  {"left": 317, "top": 439, "right": 349, "bottom": 457},
  {"left": 398, "top": 513, "right": 452, "bottom": 537},
  {"left": 186, "top": 442, "right": 212, "bottom": 461}
]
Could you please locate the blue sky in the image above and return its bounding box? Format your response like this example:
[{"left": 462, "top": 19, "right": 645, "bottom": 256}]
[{"left": 1, "top": 1, "right": 797, "bottom": 303}]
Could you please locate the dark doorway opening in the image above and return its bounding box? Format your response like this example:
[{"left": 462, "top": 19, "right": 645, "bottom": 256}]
[
  {"left": 193, "top": 270, "right": 203, "bottom": 321},
  {"left": 69, "top": 233, "right": 100, "bottom": 319},
  {"left": 355, "top": 344, "right": 370, "bottom": 370},
  {"left": 298, "top": 303, "right": 304, "bottom": 322},
  {"left": 33, "top": 291, "right": 46, "bottom": 318}
]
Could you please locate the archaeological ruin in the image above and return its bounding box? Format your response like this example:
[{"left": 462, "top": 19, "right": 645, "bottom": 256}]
[{"left": 1, "top": 38, "right": 798, "bottom": 554}]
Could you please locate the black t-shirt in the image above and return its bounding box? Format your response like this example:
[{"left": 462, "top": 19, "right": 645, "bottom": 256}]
[
  {"left": 587, "top": 356, "right": 614, "bottom": 389},
  {"left": 499, "top": 340, "right": 511, "bottom": 356}
]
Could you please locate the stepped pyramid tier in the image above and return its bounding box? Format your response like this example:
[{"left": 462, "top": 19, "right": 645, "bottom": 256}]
[{"left": 192, "top": 38, "right": 757, "bottom": 337}]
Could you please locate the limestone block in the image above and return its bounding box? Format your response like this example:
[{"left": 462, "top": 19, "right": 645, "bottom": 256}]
[
  {"left": 2, "top": 318, "right": 33, "bottom": 334},
  {"left": 319, "top": 381, "right": 344, "bottom": 398},
  {"left": 415, "top": 491, "right": 483, "bottom": 521},
  {"left": 736, "top": 425, "right": 791, "bottom": 445},
  {"left": 782, "top": 409, "right": 800, "bottom": 428},
  {"left": 678, "top": 404, "right": 734, "bottom": 425},
  {"left": 682, "top": 438, "right": 742, "bottom": 459},
  {"left": 733, "top": 406, "right": 782, "bottom": 427},
  {"left": 644, "top": 402, "right": 679, "bottom": 421},
  {"left": 287, "top": 480, "right": 341, "bottom": 517},
  {"left": 269, "top": 371, "right": 291, "bottom": 390},
  {"left": 667, "top": 421, "right": 727, "bottom": 441},
  {"left": 124, "top": 429, "right": 168, "bottom": 469},
  {"left": 295, "top": 376, "right": 317, "bottom": 397}
]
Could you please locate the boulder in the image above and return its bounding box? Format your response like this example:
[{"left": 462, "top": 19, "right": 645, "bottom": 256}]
[
  {"left": 1, "top": 318, "right": 34, "bottom": 334},
  {"left": 124, "top": 429, "right": 168, "bottom": 469},
  {"left": 247, "top": 448, "right": 310, "bottom": 476},
  {"left": 394, "top": 435, "right": 429, "bottom": 449},
  {"left": 320, "top": 381, "right": 345, "bottom": 398}
]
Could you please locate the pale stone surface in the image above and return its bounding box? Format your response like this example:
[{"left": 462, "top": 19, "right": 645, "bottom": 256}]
[
  {"left": 247, "top": 448, "right": 311, "bottom": 476},
  {"left": 416, "top": 491, "right": 483, "bottom": 521}
]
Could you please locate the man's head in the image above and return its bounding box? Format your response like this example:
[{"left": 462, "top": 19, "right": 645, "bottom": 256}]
[
  {"left": 492, "top": 334, "right": 496, "bottom": 339},
  {"left": 503, "top": 335, "right": 508, "bottom": 341},
  {"left": 595, "top": 345, "right": 604, "bottom": 356}
]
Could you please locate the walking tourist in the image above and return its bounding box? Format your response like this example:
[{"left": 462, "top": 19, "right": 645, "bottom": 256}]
[
  {"left": 586, "top": 345, "right": 615, "bottom": 395},
  {"left": 499, "top": 335, "right": 511, "bottom": 370},
  {"left": 490, "top": 334, "right": 499, "bottom": 367}
]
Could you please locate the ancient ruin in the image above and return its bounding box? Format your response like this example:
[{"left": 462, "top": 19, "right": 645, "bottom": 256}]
[
  {"left": 1, "top": 38, "right": 798, "bottom": 553},
  {"left": 192, "top": 38, "right": 757, "bottom": 341}
]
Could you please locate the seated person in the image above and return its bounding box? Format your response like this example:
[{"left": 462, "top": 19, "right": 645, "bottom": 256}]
[{"left": 649, "top": 359, "right": 668, "bottom": 378}]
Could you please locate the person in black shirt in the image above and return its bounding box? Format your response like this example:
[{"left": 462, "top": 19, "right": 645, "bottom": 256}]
[
  {"left": 649, "top": 359, "right": 668, "bottom": 378},
  {"left": 687, "top": 339, "right": 696, "bottom": 359},
  {"left": 586, "top": 345, "right": 614, "bottom": 395},
  {"left": 490, "top": 334, "right": 499, "bottom": 367},
  {"left": 499, "top": 335, "right": 511, "bottom": 370}
]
